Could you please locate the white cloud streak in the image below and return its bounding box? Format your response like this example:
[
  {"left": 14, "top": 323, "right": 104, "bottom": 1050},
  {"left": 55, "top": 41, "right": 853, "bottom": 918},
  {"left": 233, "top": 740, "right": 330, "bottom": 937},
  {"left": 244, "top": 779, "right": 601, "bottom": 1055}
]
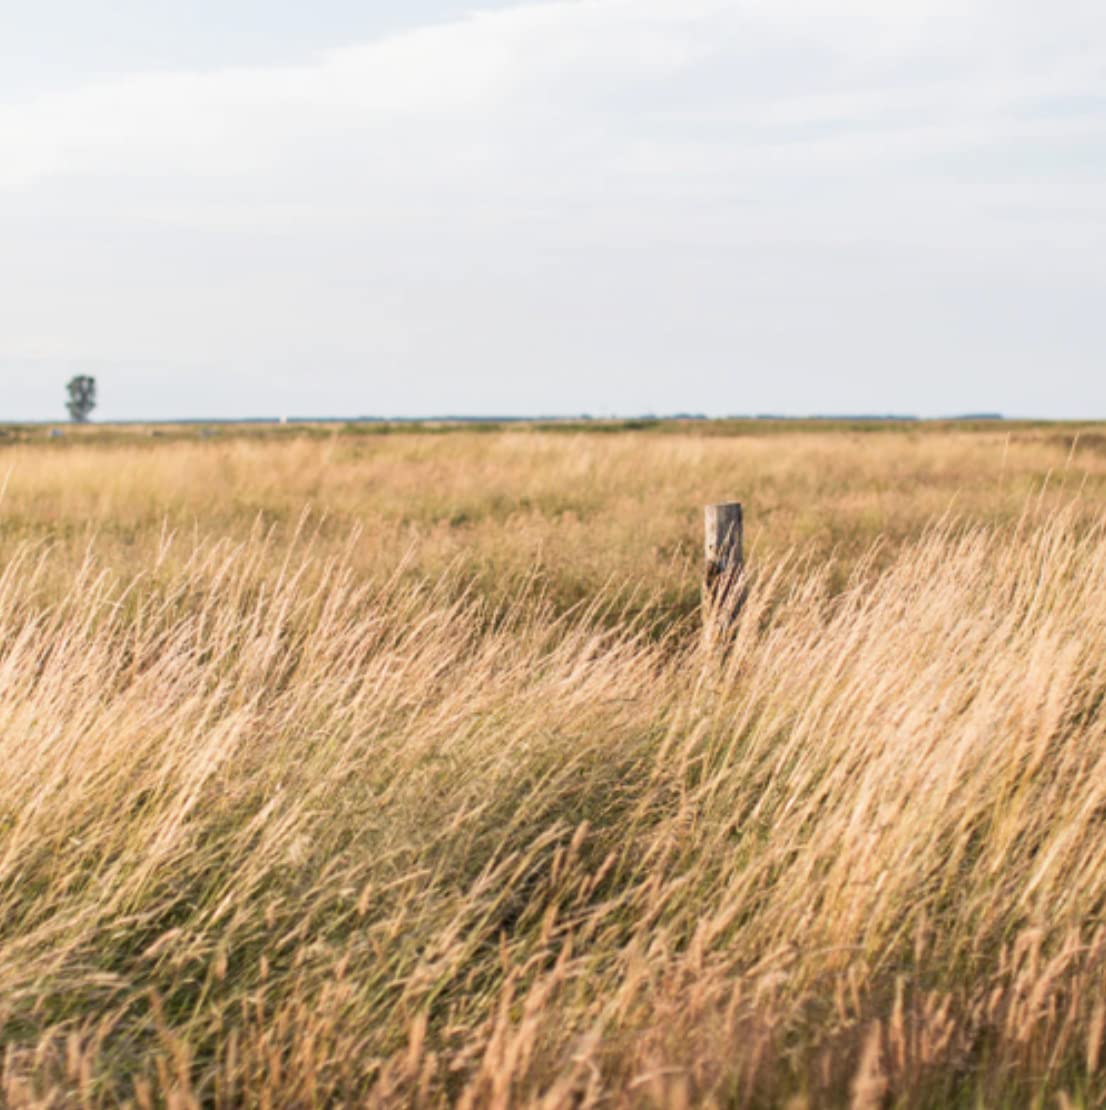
[{"left": 2, "top": 0, "right": 1100, "bottom": 189}]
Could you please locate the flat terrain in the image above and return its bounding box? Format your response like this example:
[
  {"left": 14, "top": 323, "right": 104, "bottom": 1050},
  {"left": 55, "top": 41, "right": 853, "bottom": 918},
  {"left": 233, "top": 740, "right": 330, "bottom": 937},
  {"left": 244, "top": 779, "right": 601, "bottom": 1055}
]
[{"left": 2, "top": 421, "right": 1106, "bottom": 1105}]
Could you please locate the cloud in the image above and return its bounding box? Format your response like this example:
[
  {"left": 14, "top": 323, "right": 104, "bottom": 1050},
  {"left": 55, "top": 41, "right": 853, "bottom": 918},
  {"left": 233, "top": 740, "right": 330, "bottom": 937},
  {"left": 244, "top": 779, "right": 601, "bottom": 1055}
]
[
  {"left": 2, "top": 0, "right": 1105, "bottom": 419},
  {"left": 1, "top": 0, "right": 1100, "bottom": 187},
  {"left": 0, "top": 1, "right": 706, "bottom": 188}
]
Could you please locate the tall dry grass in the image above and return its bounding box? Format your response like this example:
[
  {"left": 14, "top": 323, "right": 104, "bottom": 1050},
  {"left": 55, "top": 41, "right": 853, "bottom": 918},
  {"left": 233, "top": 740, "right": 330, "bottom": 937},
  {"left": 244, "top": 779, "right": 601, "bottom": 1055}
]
[
  {"left": 1, "top": 427, "right": 1106, "bottom": 1105},
  {"left": 0, "top": 424, "right": 1103, "bottom": 618},
  {"left": 0, "top": 449, "right": 1104, "bottom": 1104}
]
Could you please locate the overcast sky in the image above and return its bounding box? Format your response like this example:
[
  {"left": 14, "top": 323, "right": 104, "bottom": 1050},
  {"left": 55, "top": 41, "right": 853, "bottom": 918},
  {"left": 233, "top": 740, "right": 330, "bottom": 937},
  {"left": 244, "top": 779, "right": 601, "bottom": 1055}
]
[{"left": 2, "top": 0, "right": 1105, "bottom": 421}]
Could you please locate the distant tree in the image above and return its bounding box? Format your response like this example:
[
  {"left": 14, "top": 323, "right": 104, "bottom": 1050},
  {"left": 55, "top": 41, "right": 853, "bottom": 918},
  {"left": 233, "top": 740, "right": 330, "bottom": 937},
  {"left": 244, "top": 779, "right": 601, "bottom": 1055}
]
[{"left": 66, "top": 376, "right": 97, "bottom": 423}]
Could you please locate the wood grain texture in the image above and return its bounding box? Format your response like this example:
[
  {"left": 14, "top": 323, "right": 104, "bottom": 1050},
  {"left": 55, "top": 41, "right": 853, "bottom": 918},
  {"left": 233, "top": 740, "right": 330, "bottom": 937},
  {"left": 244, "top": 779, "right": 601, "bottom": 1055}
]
[{"left": 704, "top": 502, "right": 744, "bottom": 628}]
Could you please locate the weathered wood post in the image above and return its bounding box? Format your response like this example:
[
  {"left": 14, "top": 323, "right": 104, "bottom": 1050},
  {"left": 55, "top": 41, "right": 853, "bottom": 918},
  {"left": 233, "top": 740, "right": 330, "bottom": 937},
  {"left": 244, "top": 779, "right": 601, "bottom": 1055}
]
[{"left": 704, "top": 502, "right": 744, "bottom": 633}]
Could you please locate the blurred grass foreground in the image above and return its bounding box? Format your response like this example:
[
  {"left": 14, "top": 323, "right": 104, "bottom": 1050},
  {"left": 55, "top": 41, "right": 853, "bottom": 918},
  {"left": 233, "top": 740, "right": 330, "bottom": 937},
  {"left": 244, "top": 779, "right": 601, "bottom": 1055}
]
[{"left": 2, "top": 422, "right": 1106, "bottom": 1106}]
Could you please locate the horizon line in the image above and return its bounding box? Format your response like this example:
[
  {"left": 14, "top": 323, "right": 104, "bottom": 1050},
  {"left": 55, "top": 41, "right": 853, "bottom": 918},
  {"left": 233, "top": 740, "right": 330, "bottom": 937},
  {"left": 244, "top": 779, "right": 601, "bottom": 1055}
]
[{"left": 6, "top": 413, "right": 1026, "bottom": 428}]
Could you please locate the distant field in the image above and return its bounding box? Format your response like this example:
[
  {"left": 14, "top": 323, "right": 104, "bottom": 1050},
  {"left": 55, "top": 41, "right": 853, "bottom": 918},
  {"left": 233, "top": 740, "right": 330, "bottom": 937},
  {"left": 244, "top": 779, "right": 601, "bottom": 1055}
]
[
  {"left": 1, "top": 419, "right": 1104, "bottom": 614},
  {"left": 2, "top": 422, "right": 1106, "bottom": 1105}
]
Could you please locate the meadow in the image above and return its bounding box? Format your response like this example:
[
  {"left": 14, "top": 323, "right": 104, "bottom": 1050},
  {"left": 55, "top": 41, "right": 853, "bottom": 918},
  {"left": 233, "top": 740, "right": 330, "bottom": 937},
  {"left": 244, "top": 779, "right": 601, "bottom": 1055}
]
[{"left": 2, "top": 421, "right": 1106, "bottom": 1106}]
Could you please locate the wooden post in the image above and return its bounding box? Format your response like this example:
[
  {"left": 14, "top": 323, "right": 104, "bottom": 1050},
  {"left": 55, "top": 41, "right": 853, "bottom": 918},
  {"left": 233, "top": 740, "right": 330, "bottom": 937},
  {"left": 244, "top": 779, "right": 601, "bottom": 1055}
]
[{"left": 704, "top": 502, "right": 744, "bottom": 629}]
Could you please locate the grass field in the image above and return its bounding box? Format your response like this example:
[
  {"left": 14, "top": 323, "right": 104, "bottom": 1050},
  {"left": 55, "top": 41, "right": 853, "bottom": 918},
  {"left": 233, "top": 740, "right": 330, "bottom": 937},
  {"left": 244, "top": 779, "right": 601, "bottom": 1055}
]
[{"left": 2, "top": 421, "right": 1106, "bottom": 1106}]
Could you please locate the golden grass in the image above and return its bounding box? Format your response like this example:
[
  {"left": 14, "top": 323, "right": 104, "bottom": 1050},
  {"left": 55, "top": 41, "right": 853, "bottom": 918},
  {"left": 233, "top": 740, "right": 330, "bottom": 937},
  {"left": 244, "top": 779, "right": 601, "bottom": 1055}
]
[
  {"left": 1, "top": 423, "right": 1103, "bottom": 610},
  {"left": 1, "top": 425, "right": 1106, "bottom": 1106}
]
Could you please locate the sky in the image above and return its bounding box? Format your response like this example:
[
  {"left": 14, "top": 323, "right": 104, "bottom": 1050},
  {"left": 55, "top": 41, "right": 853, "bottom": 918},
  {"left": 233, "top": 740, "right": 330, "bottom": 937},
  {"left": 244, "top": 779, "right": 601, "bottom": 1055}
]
[{"left": 2, "top": 0, "right": 1105, "bottom": 422}]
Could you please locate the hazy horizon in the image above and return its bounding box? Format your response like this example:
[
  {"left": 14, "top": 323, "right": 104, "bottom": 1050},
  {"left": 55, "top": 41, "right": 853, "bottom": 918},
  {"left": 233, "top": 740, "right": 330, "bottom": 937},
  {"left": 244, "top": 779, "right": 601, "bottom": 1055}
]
[
  {"left": 5, "top": 406, "right": 1031, "bottom": 427},
  {"left": 4, "top": 0, "right": 1105, "bottom": 422}
]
